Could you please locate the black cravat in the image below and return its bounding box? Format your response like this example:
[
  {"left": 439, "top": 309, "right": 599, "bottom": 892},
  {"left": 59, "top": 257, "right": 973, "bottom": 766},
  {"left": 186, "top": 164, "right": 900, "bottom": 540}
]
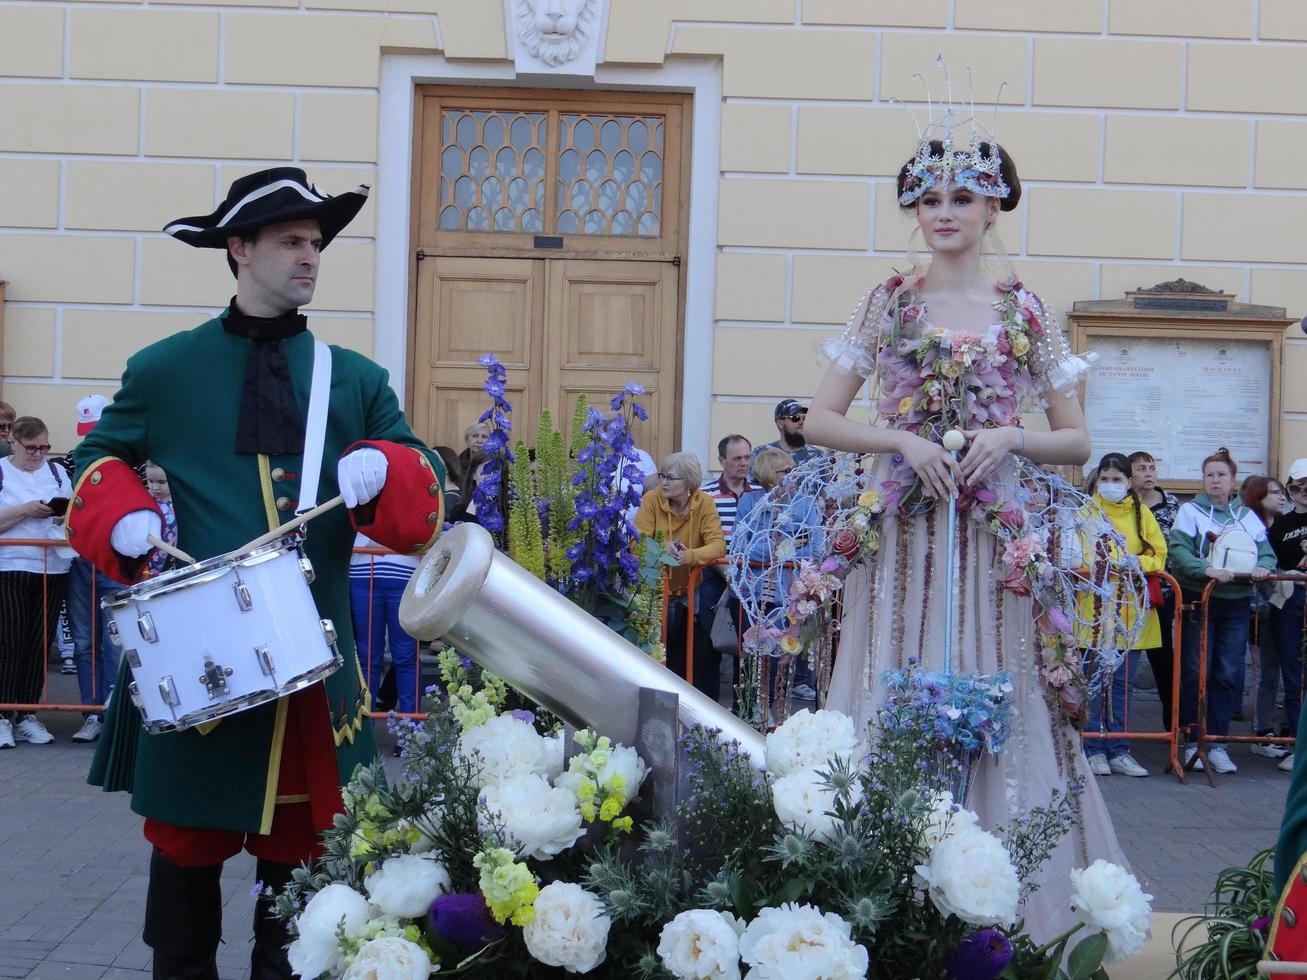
[{"left": 222, "top": 298, "right": 308, "bottom": 456}]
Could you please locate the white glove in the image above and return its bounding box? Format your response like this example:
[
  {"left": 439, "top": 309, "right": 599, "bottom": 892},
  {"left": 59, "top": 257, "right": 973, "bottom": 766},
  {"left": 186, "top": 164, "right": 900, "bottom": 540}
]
[
  {"left": 110, "top": 509, "right": 163, "bottom": 558},
  {"left": 338, "top": 448, "right": 388, "bottom": 508}
]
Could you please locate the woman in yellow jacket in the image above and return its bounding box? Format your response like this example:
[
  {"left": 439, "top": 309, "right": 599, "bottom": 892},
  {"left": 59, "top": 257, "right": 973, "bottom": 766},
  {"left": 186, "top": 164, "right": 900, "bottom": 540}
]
[
  {"left": 1078, "top": 451, "right": 1168, "bottom": 778},
  {"left": 635, "top": 451, "right": 726, "bottom": 701}
]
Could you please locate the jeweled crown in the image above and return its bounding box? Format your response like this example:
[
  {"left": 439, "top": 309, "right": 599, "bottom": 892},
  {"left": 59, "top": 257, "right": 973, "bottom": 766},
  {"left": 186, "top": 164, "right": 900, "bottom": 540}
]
[{"left": 896, "top": 59, "right": 1011, "bottom": 207}]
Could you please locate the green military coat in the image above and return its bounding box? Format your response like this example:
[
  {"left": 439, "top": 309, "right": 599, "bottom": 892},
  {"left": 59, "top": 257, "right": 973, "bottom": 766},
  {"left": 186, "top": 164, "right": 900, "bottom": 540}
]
[{"left": 75, "top": 313, "right": 442, "bottom": 834}]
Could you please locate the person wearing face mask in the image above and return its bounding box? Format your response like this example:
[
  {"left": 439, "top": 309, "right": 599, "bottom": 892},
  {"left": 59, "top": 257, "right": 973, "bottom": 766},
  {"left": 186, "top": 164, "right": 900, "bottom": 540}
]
[
  {"left": 1169, "top": 448, "right": 1276, "bottom": 774},
  {"left": 1077, "top": 453, "right": 1168, "bottom": 778},
  {"left": 1242, "top": 475, "right": 1294, "bottom": 765}
]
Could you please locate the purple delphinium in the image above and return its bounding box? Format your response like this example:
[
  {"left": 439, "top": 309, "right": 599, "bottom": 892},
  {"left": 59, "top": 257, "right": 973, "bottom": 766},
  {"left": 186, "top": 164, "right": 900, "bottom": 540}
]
[
  {"left": 564, "top": 383, "right": 648, "bottom": 605},
  {"left": 947, "top": 929, "right": 1013, "bottom": 980},
  {"left": 428, "top": 892, "right": 506, "bottom": 950},
  {"left": 471, "top": 354, "right": 515, "bottom": 536}
]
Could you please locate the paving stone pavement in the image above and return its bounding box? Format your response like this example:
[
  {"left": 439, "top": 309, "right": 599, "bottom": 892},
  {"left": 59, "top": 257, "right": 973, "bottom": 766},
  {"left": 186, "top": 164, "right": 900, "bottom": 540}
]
[{"left": 0, "top": 668, "right": 1292, "bottom": 977}]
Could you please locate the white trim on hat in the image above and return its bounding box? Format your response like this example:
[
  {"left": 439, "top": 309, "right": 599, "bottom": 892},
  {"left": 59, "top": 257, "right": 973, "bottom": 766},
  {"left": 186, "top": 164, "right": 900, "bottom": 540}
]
[
  {"left": 163, "top": 178, "right": 329, "bottom": 237},
  {"left": 1287, "top": 458, "right": 1307, "bottom": 482}
]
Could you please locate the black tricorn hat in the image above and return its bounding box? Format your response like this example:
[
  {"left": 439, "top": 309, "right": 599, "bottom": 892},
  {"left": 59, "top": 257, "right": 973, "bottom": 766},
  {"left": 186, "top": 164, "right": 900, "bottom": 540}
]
[{"left": 163, "top": 167, "right": 368, "bottom": 252}]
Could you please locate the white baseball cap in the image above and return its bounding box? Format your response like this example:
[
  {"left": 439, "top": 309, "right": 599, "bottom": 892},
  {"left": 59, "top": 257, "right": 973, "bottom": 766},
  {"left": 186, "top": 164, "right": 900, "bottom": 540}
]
[
  {"left": 1287, "top": 458, "right": 1307, "bottom": 483},
  {"left": 76, "top": 394, "right": 109, "bottom": 436}
]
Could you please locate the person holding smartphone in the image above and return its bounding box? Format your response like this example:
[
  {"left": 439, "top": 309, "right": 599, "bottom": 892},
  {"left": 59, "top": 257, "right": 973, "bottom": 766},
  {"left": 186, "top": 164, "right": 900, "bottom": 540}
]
[{"left": 0, "top": 415, "right": 74, "bottom": 748}]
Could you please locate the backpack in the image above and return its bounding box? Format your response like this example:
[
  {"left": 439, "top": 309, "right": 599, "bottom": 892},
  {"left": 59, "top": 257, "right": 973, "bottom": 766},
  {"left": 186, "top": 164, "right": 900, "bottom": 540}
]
[{"left": 1201, "top": 507, "right": 1260, "bottom": 575}]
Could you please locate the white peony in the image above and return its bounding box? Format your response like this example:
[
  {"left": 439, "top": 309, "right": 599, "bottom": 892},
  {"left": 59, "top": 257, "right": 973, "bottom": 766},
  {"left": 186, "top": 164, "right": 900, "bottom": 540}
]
[
  {"left": 738, "top": 903, "right": 869, "bottom": 979},
  {"left": 915, "top": 827, "right": 1020, "bottom": 927},
  {"left": 286, "top": 883, "right": 372, "bottom": 979},
  {"left": 764, "top": 709, "right": 860, "bottom": 778},
  {"left": 522, "top": 881, "right": 611, "bottom": 974},
  {"left": 363, "top": 853, "right": 451, "bottom": 919},
  {"left": 919, "top": 790, "right": 979, "bottom": 851},
  {"left": 1070, "top": 860, "right": 1153, "bottom": 964},
  {"left": 556, "top": 743, "right": 650, "bottom": 807},
  {"left": 479, "top": 773, "right": 585, "bottom": 860},
  {"left": 771, "top": 766, "right": 863, "bottom": 843},
  {"left": 459, "top": 712, "right": 558, "bottom": 787},
  {"left": 340, "top": 936, "right": 435, "bottom": 979},
  {"left": 658, "top": 909, "right": 744, "bottom": 980}
]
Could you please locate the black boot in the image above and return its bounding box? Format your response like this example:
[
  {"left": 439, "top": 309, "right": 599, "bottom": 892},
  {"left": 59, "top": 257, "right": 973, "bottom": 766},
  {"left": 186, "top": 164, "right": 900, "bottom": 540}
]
[
  {"left": 144, "top": 848, "right": 222, "bottom": 980},
  {"left": 250, "top": 859, "right": 296, "bottom": 980}
]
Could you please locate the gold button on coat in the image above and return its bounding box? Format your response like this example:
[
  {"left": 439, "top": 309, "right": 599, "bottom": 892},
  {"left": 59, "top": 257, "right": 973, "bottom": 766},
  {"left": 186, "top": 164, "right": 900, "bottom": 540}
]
[
  {"left": 271, "top": 467, "right": 286, "bottom": 482},
  {"left": 276, "top": 496, "right": 292, "bottom": 512}
]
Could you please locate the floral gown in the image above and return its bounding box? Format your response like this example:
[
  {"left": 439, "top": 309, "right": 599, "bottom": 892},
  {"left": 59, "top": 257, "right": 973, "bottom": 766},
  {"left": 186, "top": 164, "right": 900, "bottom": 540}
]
[{"left": 819, "top": 274, "right": 1136, "bottom": 944}]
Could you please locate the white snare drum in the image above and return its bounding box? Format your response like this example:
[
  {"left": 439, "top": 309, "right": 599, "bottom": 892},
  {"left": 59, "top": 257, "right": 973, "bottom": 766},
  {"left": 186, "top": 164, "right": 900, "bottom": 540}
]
[{"left": 103, "top": 535, "right": 343, "bottom": 733}]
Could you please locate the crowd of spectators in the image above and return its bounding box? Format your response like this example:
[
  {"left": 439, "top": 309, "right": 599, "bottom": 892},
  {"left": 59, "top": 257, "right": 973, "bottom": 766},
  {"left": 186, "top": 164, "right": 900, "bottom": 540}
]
[{"left": 6, "top": 382, "right": 1305, "bottom": 780}]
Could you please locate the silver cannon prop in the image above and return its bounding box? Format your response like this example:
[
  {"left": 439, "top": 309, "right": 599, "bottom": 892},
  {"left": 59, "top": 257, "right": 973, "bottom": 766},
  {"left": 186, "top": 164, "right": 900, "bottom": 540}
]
[{"left": 398, "top": 523, "right": 765, "bottom": 768}]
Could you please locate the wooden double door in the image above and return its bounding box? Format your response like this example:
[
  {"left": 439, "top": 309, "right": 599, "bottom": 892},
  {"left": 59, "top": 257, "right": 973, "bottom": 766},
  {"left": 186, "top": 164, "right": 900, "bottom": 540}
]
[{"left": 408, "top": 87, "right": 689, "bottom": 464}]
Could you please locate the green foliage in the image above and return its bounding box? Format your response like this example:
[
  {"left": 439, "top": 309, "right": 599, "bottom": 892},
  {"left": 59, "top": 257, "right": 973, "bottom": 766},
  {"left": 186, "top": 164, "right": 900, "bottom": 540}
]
[
  {"left": 568, "top": 392, "right": 590, "bottom": 460},
  {"left": 536, "top": 409, "right": 577, "bottom": 584},
  {"left": 590, "top": 534, "right": 674, "bottom": 662},
  {"left": 1168, "top": 848, "right": 1276, "bottom": 980},
  {"left": 505, "top": 438, "right": 546, "bottom": 580}
]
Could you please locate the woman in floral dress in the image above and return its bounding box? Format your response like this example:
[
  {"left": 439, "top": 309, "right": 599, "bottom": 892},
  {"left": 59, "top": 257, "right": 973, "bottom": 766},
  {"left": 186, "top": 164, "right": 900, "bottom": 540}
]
[{"left": 801, "top": 137, "right": 1137, "bottom": 942}]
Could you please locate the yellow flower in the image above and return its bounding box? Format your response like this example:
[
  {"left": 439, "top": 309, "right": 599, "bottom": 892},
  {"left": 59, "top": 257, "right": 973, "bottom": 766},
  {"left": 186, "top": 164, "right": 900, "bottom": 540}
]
[
  {"left": 779, "top": 634, "right": 802, "bottom": 655},
  {"left": 937, "top": 359, "right": 960, "bottom": 378},
  {"left": 611, "top": 816, "right": 634, "bottom": 833},
  {"left": 897, "top": 396, "right": 915, "bottom": 415},
  {"left": 1012, "top": 333, "right": 1030, "bottom": 357},
  {"left": 474, "top": 848, "right": 540, "bottom": 926},
  {"left": 599, "top": 797, "right": 622, "bottom": 822},
  {"left": 857, "top": 490, "right": 881, "bottom": 509}
]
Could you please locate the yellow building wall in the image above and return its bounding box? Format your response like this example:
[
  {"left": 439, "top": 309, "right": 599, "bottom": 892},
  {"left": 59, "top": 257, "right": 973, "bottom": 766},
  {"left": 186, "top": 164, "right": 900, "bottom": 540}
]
[{"left": 0, "top": 0, "right": 1303, "bottom": 467}]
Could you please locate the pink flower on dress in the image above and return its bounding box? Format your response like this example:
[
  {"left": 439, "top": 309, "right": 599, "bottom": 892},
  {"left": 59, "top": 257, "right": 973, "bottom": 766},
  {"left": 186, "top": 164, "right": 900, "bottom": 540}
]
[
  {"left": 1036, "top": 606, "right": 1073, "bottom": 638},
  {"left": 1002, "top": 534, "right": 1044, "bottom": 569},
  {"left": 1020, "top": 305, "right": 1044, "bottom": 336},
  {"left": 997, "top": 274, "right": 1023, "bottom": 293}
]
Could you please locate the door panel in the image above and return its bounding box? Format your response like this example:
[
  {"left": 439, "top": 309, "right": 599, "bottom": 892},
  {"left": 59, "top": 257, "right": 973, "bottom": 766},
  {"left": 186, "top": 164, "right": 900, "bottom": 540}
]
[
  {"left": 545, "top": 260, "right": 678, "bottom": 465},
  {"left": 412, "top": 256, "right": 544, "bottom": 453}
]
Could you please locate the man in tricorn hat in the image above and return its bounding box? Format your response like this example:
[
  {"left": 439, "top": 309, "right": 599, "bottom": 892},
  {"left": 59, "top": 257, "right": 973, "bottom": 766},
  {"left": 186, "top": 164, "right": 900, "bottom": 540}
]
[{"left": 69, "top": 168, "right": 446, "bottom": 978}]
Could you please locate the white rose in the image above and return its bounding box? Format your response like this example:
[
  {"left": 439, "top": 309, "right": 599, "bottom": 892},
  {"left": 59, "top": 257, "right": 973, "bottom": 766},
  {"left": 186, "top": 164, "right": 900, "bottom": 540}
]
[
  {"left": 919, "top": 791, "right": 979, "bottom": 852},
  {"left": 286, "top": 883, "right": 372, "bottom": 979},
  {"left": 915, "top": 827, "right": 1019, "bottom": 927},
  {"left": 556, "top": 743, "right": 649, "bottom": 807},
  {"left": 340, "top": 936, "right": 435, "bottom": 979},
  {"left": 459, "top": 713, "right": 557, "bottom": 787},
  {"left": 364, "top": 853, "right": 451, "bottom": 919},
  {"left": 658, "top": 909, "right": 744, "bottom": 980},
  {"left": 1070, "top": 860, "right": 1153, "bottom": 964},
  {"left": 771, "top": 766, "right": 863, "bottom": 844},
  {"left": 479, "top": 773, "right": 585, "bottom": 860},
  {"left": 522, "top": 881, "right": 611, "bottom": 974},
  {"left": 764, "top": 709, "right": 860, "bottom": 778},
  {"left": 738, "top": 903, "right": 869, "bottom": 979}
]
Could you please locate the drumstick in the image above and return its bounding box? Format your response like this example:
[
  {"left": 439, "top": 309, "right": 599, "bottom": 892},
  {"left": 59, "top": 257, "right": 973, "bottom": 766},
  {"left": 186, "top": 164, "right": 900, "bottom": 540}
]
[
  {"left": 147, "top": 535, "right": 197, "bottom": 566},
  {"left": 235, "top": 494, "right": 346, "bottom": 554}
]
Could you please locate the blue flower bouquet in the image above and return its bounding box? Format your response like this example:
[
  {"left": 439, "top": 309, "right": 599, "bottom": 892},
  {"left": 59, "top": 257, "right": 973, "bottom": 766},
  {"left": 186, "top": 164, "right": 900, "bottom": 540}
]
[{"left": 879, "top": 664, "right": 1014, "bottom": 805}]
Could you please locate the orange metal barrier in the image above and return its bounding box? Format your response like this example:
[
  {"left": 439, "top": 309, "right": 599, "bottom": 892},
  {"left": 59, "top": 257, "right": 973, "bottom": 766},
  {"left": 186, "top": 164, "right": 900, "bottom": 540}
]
[
  {"left": 1079, "top": 570, "right": 1187, "bottom": 783},
  {"left": 1187, "top": 572, "right": 1307, "bottom": 783}
]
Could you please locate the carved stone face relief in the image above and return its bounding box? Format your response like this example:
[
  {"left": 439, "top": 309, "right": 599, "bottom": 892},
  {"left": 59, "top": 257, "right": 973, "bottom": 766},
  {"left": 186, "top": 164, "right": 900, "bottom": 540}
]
[{"left": 516, "top": 0, "right": 598, "bottom": 67}]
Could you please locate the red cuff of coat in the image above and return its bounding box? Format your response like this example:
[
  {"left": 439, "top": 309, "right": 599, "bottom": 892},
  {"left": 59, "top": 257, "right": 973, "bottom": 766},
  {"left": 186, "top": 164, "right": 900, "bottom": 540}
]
[
  {"left": 343, "top": 440, "right": 444, "bottom": 555},
  {"left": 67, "top": 457, "right": 162, "bottom": 584}
]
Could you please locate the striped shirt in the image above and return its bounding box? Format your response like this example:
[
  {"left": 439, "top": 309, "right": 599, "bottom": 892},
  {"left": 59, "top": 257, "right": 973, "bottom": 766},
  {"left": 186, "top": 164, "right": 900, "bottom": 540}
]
[{"left": 700, "top": 476, "right": 758, "bottom": 542}]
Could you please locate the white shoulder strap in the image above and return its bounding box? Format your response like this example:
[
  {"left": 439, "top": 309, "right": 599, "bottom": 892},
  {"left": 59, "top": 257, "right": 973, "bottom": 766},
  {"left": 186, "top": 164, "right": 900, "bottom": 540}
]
[{"left": 296, "top": 341, "right": 332, "bottom": 516}]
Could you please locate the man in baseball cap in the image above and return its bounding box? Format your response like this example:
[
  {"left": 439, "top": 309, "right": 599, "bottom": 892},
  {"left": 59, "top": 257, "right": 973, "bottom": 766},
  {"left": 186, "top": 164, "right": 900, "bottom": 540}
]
[{"left": 750, "top": 397, "right": 824, "bottom": 479}]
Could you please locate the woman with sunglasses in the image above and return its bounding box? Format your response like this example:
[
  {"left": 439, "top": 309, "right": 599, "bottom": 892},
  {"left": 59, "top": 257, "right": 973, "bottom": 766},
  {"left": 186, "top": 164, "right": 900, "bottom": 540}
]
[
  {"left": 0, "top": 416, "right": 74, "bottom": 748},
  {"left": 1268, "top": 462, "right": 1307, "bottom": 774}
]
